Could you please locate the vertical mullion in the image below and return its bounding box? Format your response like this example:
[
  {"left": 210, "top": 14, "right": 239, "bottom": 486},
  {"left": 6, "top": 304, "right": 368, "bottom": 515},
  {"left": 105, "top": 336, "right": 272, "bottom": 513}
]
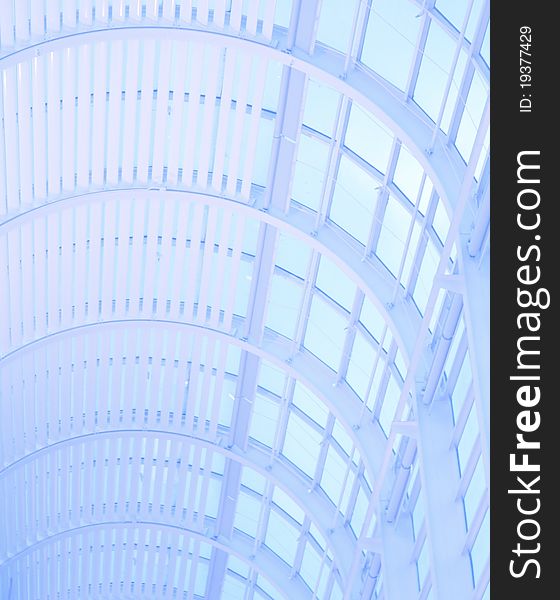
[
  {"left": 17, "top": 63, "right": 33, "bottom": 205},
  {"left": 46, "top": 52, "right": 62, "bottom": 197},
  {"left": 62, "top": 47, "right": 77, "bottom": 193},
  {"left": 222, "top": 213, "right": 245, "bottom": 331},
  {"left": 59, "top": 211, "right": 72, "bottom": 327},
  {"left": 262, "top": 0, "right": 278, "bottom": 40},
  {"left": 186, "top": 341, "right": 203, "bottom": 434},
  {"left": 214, "top": 0, "right": 227, "bottom": 27},
  {"left": 80, "top": 0, "right": 94, "bottom": 25},
  {"left": 166, "top": 41, "right": 188, "bottom": 185},
  {"left": 96, "top": 0, "right": 110, "bottom": 24},
  {"left": 207, "top": 343, "right": 228, "bottom": 438},
  {"left": 31, "top": 55, "right": 47, "bottom": 201},
  {"left": 196, "top": 47, "right": 221, "bottom": 187},
  {"left": 182, "top": 203, "right": 204, "bottom": 320},
  {"left": 73, "top": 206, "right": 87, "bottom": 324},
  {"left": 211, "top": 48, "right": 237, "bottom": 191},
  {"left": 106, "top": 40, "right": 124, "bottom": 186},
  {"left": 31, "top": 0, "right": 46, "bottom": 35},
  {"left": 181, "top": 43, "right": 204, "bottom": 187},
  {"left": 86, "top": 202, "right": 102, "bottom": 323},
  {"left": 186, "top": 447, "right": 202, "bottom": 524},
  {"left": 195, "top": 206, "right": 218, "bottom": 324},
  {"left": 152, "top": 40, "right": 173, "bottom": 184},
  {"left": 127, "top": 196, "right": 146, "bottom": 317},
  {"left": 240, "top": 56, "right": 267, "bottom": 199},
  {"left": 142, "top": 202, "right": 159, "bottom": 316},
  {"left": 163, "top": 0, "right": 176, "bottom": 21},
  {"left": 122, "top": 39, "right": 140, "bottom": 184},
  {"left": 198, "top": 0, "right": 210, "bottom": 25},
  {"left": 208, "top": 209, "right": 232, "bottom": 328},
  {"left": 91, "top": 42, "right": 108, "bottom": 186},
  {"left": 225, "top": 55, "right": 250, "bottom": 196},
  {"left": 197, "top": 339, "right": 216, "bottom": 432},
  {"left": 180, "top": 0, "right": 193, "bottom": 23},
  {"left": 155, "top": 199, "right": 176, "bottom": 319},
  {"left": 114, "top": 196, "right": 131, "bottom": 317},
  {"left": 246, "top": 0, "right": 259, "bottom": 35},
  {"left": 3, "top": 67, "right": 20, "bottom": 213},
  {"left": 137, "top": 40, "right": 156, "bottom": 185},
  {"left": 4, "top": 229, "right": 22, "bottom": 348},
  {"left": 229, "top": 0, "right": 243, "bottom": 31},
  {"left": 14, "top": 2, "right": 29, "bottom": 41},
  {"left": 168, "top": 200, "right": 190, "bottom": 319},
  {"left": 0, "top": 238, "right": 9, "bottom": 353},
  {"left": 76, "top": 44, "right": 91, "bottom": 189},
  {"left": 20, "top": 223, "right": 34, "bottom": 342},
  {"left": 101, "top": 201, "right": 117, "bottom": 321}
]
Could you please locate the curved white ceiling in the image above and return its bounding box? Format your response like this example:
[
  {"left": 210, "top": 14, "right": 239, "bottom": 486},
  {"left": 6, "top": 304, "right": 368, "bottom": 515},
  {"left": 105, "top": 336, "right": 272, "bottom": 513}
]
[{"left": 0, "top": 2, "right": 490, "bottom": 599}]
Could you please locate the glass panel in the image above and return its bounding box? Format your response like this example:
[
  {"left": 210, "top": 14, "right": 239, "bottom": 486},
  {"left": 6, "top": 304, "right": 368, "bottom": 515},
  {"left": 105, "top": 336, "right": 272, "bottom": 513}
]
[
  {"left": 249, "top": 393, "right": 280, "bottom": 447},
  {"left": 283, "top": 412, "right": 322, "bottom": 477},
  {"left": 316, "top": 255, "right": 356, "bottom": 310},
  {"left": 435, "top": 0, "right": 468, "bottom": 31},
  {"left": 303, "top": 78, "right": 340, "bottom": 136},
  {"left": 321, "top": 444, "right": 347, "bottom": 505},
  {"left": 456, "top": 71, "right": 487, "bottom": 160},
  {"left": 274, "top": 0, "right": 293, "bottom": 28},
  {"left": 275, "top": 232, "right": 311, "bottom": 280},
  {"left": 292, "top": 382, "right": 329, "bottom": 428},
  {"left": 361, "top": 0, "right": 420, "bottom": 90},
  {"left": 413, "top": 21, "right": 456, "bottom": 122},
  {"left": 376, "top": 195, "right": 412, "bottom": 278},
  {"left": 258, "top": 360, "right": 286, "bottom": 396},
  {"left": 234, "top": 491, "right": 261, "bottom": 537},
  {"left": 345, "top": 103, "right": 394, "bottom": 173},
  {"left": 292, "top": 133, "right": 330, "bottom": 211},
  {"left": 304, "top": 295, "right": 347, "bottom": 370},
  {"left": 347, "top": 330, "right": 377, "bottom": 400},
  {"left": 316, "top": 0, "right": 358, "bottom": 53},
  {"left": 272, "top": 486, "right": 305, "bottom": 524},
  {"left": 329, "top": 155, "right": 379, "bottom": 245},
  {"left": 265, "top": 273, "right": 303, "bottom": 338},
  {"left": 265, "top": 509, "right": 299, "bottom": 564},
  {"left": 393, "top": 145, "right": 424, "bottom": 204}
]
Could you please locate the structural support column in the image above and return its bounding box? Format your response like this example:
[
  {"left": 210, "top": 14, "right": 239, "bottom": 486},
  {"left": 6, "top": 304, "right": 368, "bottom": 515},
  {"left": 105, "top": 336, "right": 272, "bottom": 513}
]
[{"left": 415, "top": 393, "right": 473, "bottom": 599}]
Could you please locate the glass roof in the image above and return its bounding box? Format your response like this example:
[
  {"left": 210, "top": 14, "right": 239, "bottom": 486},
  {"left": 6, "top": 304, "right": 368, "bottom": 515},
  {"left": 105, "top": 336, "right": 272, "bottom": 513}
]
[{"left": 0, "top": 1, "right": 489, "bottom": 599}]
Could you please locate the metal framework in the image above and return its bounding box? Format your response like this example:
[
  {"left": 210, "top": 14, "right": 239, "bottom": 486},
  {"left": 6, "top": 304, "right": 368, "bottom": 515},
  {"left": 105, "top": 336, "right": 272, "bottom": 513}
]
[{"left": 0, "top": 1, "right": 489, "bottom": 599}]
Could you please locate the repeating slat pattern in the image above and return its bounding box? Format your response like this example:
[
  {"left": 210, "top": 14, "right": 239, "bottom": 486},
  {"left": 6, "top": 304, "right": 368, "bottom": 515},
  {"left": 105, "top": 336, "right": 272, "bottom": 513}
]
[
  {"left": 0, "top": 0, "right": 284, "bottom": 50},
  {"left": 0, "top": 40, "right": 279, "bottom": 217},
  {"left": 0, "top": 196, "right": 258, "bottom": 356}
]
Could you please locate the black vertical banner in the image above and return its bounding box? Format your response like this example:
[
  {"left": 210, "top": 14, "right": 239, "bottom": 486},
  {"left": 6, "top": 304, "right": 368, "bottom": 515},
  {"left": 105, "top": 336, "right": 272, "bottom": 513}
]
[{"left": 491, "top": 2, "right": 556, "bottom": 597}]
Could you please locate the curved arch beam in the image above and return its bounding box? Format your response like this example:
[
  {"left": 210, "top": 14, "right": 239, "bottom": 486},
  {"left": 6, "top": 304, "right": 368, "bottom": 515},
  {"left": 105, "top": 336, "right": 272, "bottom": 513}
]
[
  {"left": 0, "top": 187, "right": 422, "bottom": 363},
  {"left": 0, "top": 26, "right": 468, "bottom": 214},
  {"left": 0, "top": 318, "right": 387, "bottom": 482},
  {"left": 0, "top": 427, "right": 356, "bottom": 578},
  {"left": 0, "top": 520, "right": 312, "bottom": 599}
]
